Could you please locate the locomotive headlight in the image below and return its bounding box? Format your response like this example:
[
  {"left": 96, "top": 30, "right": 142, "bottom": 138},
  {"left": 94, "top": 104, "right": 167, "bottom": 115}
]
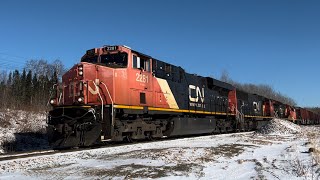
[
  {"left": 49, "top": 98, "right": 56, "bottom": 105},
  {"left": 78, "top": 65, "right": 83, "bottom": 76},
  {"left": 77, "top": 97, "right": 84, "bottom": 103}
]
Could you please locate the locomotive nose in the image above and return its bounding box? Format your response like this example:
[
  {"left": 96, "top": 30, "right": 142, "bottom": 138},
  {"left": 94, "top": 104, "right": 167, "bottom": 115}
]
[
  {"left": 47, "top": 107, "right": 102, "bottom": 149},
  {"left": 47, "top": 124, "right": 78, "bottom": 149},
  {"left": 60, "top": 63, "right": 87, "bottom": 105}
]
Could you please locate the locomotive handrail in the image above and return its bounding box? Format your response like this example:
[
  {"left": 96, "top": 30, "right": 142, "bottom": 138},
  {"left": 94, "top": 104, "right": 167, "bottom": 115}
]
[
  {"left": 92, "top": 81, "right": 104, "bottom": 121},
  {"left": 100, "top": 82, "right": 114, "bottom": 119},
  {"left": 58, "top": 92, "right": 62, "bottom": 105},
  {"left": 47, "top": 84, "right": 59, "bottom": 106},
  {"left": 236, "top": 109, "right": 244, "bottom": 122},
  {"left": 274, "top": 111, "right": 279, "bottom": 118},
  {"left": 100, "top": 81, "right": 115, "bottom": 139},
  {"left": 47, "top": 84, "right": 57, "bottom": 106},
  {"left": 50, "top": 83, "right": 64, "bottom": 105}
]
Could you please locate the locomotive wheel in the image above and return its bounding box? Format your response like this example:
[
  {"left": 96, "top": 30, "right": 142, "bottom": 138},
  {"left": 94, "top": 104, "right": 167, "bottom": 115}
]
[
  {"left": 145, "top": 132, "right": 154, "bottom": 141},
  {"left": 124, "top": 135, "right": 136, "bottom": 143}
]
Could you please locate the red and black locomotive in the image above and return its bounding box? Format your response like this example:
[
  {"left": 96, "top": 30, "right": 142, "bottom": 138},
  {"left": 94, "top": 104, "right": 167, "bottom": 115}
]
[{"left": 47, "top": 45, "right": 319, "bottom": 148}]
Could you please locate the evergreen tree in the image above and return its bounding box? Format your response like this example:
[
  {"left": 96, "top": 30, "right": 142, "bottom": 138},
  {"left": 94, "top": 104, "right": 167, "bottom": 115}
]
[
  {"left": 25, "top": 70, "right": 32, "bottom": 106},
  {"left": 31, "top": 72, "right": 39, "bottom": 107},
  {"left": 0, "top": 59, "right": 64, "bottom": 110},
  {"left": 21, "top": 69, "right": 27, "bottom": 107},
  {"left": 6, "top": 72, "right": 13, "bottom": 108},
  {"left": 7, "top": 72, "right": 12, "bottom": 86},
  {"left": 13, "top": 70, "right": 21, "bottom": 108}
]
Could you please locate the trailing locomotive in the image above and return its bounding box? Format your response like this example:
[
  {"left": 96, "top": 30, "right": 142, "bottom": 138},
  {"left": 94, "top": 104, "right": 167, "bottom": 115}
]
[{"left": 47, "top": 45, "right": 319, "bottom": 148}]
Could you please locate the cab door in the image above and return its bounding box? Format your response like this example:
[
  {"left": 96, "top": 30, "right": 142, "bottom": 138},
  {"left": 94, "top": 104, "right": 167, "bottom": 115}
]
[{"left": 128, "top": 53, "right": 153, "bottom": 107}]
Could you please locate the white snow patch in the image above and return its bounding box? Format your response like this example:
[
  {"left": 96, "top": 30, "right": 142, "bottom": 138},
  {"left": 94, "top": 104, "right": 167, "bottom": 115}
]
[{"left": 257, "top": 118, "right": 301, "bottom": 135}]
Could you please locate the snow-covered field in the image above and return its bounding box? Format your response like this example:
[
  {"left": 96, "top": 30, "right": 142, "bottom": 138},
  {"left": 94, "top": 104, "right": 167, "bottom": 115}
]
[
  {"left": 0, "top": 118, "right": 319, "bottom": 179},
  {"left": 0, "top": 109, "right": 48, "bottom": 153}
]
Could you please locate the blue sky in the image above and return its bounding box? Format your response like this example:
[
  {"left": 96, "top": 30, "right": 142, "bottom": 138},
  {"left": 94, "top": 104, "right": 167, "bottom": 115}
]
[{"left": 0, "top": 0, "right": 319, "bottom": 107}]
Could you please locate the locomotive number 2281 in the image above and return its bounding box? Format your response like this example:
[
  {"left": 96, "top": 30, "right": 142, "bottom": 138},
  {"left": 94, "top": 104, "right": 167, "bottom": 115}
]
[{"left": 136, "top": 73, "right": 149, "bottom": 83}]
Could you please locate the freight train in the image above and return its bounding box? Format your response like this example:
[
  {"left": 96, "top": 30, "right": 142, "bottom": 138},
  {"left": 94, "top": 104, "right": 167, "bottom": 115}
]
[{"left": 47, "top": 45, "right": 320, "bottom": 148}]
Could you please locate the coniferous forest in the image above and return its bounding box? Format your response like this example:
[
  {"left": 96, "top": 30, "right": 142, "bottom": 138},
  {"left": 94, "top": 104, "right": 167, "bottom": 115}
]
[{"left": 0, "top": 59, "right": 64, "bottom": 111}]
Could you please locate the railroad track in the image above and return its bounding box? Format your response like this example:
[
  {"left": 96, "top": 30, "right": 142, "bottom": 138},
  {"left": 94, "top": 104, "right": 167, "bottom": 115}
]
[
  {"left": 0, "top": 131, "right": 254, "bottom": 162},
  {"left": 0, "top": 145, "right": 116, "bottom": 162},
  {"left": 0, "top": 149, "right": 56, "bottom": 161},
  {"left": 0, "top": 143, "right": 121, "bottom": 162}
]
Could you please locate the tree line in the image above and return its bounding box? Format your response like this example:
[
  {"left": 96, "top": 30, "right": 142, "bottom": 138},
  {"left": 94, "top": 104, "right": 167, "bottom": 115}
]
[
  {"left": 219, "top": 70, "right": 297, "bottom": 106},
  {"left": 220, "top": 71, "right": 319, "bottom": 112},
  {"left": 0, "top": 59, "right": 65, "bottom": 111}
]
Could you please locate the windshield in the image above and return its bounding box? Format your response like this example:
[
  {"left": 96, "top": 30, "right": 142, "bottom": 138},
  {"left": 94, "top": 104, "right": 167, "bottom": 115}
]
[
  {"left": 81, "top": 56, "right": 98, "bottom": 63},
  {"left": 100, "top": 52, "right": 128, "bottom": 68}
]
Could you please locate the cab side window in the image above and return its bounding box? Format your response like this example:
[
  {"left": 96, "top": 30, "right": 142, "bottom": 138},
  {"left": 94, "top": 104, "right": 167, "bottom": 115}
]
[{"left": 133, "top": 55, "right": 150, "bottom": 72}]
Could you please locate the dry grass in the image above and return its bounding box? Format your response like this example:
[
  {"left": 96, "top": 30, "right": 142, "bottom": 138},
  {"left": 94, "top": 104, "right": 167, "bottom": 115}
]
[
  {"left": 306, "top": 130, "right": 320, "bottom": 164},
  {"left": 301, "top": 126, "right": 320, "bottom": 179},
  {"left": 292, "top": 157, "right": 310, "bottom": 177},
  {"left": 83, "top": 163, "right": 204, "bottom": 179}
]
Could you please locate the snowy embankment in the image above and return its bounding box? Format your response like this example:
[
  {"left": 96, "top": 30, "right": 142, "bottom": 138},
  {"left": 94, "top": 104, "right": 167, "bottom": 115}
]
[
  {"left": 0, "top": 118, "right": 319, "bottom": 179},
  {"left": 257, "top": 118, "right": 301, "bottom": 135},
  {"left": 0, "top": 109, "right": 48, "bottom": 153}
]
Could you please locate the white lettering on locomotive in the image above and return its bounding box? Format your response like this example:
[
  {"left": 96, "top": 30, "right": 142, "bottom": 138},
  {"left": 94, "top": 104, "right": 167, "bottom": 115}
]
[
  {"left": 253, "top": 101, "right": 261, "bottom": 112},
  {"left": 136, "top": 73, "right": 149, "bottom": 83},
  {"left": 189, "top": 85, "right": 204, "bottom": 103}
]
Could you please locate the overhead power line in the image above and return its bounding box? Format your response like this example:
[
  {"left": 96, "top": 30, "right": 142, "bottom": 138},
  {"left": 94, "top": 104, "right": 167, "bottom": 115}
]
[{"left": 0, "top": 52, "right": 30, "bottom": 60}]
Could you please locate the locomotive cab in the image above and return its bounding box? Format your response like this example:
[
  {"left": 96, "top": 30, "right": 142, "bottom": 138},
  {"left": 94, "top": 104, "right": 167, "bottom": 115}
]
[
  {"left": 48, "top": 45, "right": 132, "bottom": 147},
  {"left": 49, "top": 45, "right": 155, "bottom": 107}
]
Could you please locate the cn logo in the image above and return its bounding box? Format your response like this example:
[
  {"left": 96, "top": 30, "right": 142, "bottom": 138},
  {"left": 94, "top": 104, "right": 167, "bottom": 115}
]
[
  {"left": 189, "top": 85, "right": 205, "bottom": 103},
  {"left": 253, "top": 101, "right": 261, "bottom": 111}
]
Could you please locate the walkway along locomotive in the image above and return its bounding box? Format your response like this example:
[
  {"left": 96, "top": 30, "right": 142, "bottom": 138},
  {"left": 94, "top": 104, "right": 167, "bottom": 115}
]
[{"left": 47, "top": 45, "right": 319, "bottom": 148}]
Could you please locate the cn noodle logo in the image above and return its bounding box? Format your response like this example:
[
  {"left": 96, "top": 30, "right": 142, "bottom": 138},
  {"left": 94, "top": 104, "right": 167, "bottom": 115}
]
[{"left": 188, "top": 85, "right": 205, "bottom": 103}]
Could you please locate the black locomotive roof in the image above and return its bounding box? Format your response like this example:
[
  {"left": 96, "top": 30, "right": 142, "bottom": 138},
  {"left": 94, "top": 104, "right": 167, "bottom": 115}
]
[
  {"left": 206, "top": 77, "right": 234, "bottom": 90},
  {"left": 131, "top": 47, "right": 234, "bottom": 91},
  {"left": 131, "top": 50, "right": 152, "bottom": 59}
]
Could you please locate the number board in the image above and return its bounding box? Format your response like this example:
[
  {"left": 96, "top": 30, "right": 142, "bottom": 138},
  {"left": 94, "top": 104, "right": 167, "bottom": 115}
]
[{"left": 104, "top": 46, "right": 118, "bottom": 51}]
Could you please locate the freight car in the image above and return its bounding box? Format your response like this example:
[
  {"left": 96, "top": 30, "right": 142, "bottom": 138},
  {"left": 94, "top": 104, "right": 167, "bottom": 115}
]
[
  {"left": 296, "top": 107, "right": 320, "bottom": 125},
  {"left": 47, "top": 45, "right": 319, "bottom": 148}
]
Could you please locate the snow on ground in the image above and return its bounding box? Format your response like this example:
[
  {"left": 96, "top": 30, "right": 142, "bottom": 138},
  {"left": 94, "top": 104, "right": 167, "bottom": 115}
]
[
  {"left": 257, "top": 118, "right": 301, "bottom": 135},
  {"left": 0, "top": 109, "right": 48, "bottom": 153},
  {"left": 0, "top": 118, "right": 319, "bottom": 179}
]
